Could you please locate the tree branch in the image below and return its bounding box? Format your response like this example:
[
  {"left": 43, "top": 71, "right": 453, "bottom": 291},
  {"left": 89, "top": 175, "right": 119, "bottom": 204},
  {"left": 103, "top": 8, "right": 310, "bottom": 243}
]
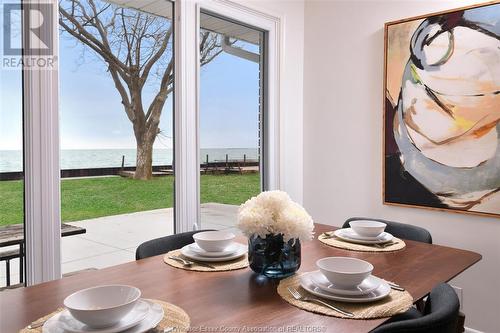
[
  {"left": 145, "top": 59, "right": 173, "bottom": 125},
  {"left": 59, "top": 5, "right": 128, "bottom": 74},
  {"left": 141, "top": 27, "right": 172, "bottom": 84},
  {"left": 108, "top": 65, "right": 135, "bottom": 121}
]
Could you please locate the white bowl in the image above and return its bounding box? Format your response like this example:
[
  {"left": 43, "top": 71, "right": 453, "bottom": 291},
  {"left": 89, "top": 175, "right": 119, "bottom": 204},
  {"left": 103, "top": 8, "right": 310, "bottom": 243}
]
[
  {"left": 193, "top": 231, "right": 235, "bottom": 252},
  {"left": 349, "top": 220, "right": 386, "bottom": 237},
  {"left": 316, "top": 257, "right": 374, "bottom": 288},
  {"left": 64, "top": 285, "right": 141, "bottom": 328}
]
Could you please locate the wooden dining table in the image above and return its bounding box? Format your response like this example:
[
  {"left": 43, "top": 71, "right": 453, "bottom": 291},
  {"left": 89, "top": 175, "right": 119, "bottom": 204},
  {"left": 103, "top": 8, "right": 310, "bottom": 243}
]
[{"left": 0, "top": 223, "right": 481, "bottom": 333}]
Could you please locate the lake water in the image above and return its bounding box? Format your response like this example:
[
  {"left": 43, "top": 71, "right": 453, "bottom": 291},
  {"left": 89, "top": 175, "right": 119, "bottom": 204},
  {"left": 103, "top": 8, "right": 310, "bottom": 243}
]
[{"left": 0, "top": 148, "right": 259, "bottom": 172}]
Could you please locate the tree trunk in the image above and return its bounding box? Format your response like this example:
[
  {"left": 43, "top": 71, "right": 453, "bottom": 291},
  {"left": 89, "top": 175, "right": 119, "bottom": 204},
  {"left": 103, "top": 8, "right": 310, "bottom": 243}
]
[{"left": 134, "top": 135, "right": 155, "bottom": 180}]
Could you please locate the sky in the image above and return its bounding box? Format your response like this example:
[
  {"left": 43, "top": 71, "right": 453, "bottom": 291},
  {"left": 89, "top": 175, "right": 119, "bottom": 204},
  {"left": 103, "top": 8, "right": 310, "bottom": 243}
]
[{"left": 0, "top": 5, "right": 260, "bottom": 151}]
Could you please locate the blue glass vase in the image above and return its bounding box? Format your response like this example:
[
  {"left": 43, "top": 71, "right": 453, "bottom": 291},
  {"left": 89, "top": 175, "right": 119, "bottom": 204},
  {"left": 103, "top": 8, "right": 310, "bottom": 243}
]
[{"left": 248, "top": 234, "right": 301, "bottom": 279}]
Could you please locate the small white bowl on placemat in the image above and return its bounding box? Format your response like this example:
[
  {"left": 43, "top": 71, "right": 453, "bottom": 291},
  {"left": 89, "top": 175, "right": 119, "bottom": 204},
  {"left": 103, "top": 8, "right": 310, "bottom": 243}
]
[
  {"left": 63, "top": 285, "right": 141, "bottom": 328},
  {"left": 193, "top": 231, "right": 235, "bottom": 252},
  {"left": 316, "top": 257, "right": 373, "bottom": 288},
  {"left": 349, "top": 220, "right": 386, "bottom": 237}
]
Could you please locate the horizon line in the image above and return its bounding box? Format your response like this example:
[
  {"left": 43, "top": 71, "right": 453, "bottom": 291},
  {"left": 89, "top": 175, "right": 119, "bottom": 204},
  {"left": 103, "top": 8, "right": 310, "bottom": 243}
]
[{"left": 0, "top": 147, "right": 259, "bottom": 151}]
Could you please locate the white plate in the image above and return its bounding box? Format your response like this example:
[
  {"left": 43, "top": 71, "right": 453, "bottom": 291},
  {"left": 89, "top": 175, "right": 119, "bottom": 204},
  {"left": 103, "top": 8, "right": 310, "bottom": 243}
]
[
  {"left": 187, "top": 242, "right": 238, "bottom": 257},
  {"left": 334, "top": 229, "right": 394, "bottom": 244},
  {"left": 309, "top": 271, "right": 381, "bottom": 296},
  {"left": 300, "top": 273, "right": 391, "bottom": 303},
  {"left": 43, "top": 299, "right": 164, "bottom": 333},
  {"left": 342, "top": 228, "right": 387, "bottom": 240},
  {"left": 181, "top": 243, "right": 247, "bottom": 262}
]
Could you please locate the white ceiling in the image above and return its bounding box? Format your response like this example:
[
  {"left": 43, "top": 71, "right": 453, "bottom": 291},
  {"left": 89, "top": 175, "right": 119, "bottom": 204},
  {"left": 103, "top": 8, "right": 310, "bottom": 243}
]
[
  {"left": 106, "top": 0, "right": 261, "bottom": 45},
  {"left": 106, "top": 0, "right": 173, "bottom": 19},
  {"left": 200, "top": 12, "right": 261, "bottom": 45}
]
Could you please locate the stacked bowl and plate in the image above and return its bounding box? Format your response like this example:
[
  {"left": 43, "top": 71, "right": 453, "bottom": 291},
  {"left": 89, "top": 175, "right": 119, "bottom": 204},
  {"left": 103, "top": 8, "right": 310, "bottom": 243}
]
[
  {"left": 180, "top": 231, "right": 247, "bottom": 262},
  {"left": 43, "top": 285, "right": 164, "bottom": 332},
  {"left": 332, "top": 221, "right": 395, "bottom": 246}
]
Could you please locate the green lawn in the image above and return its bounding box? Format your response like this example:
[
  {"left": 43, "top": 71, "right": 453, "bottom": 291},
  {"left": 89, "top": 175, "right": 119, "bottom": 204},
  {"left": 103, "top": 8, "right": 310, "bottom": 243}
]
[{"left": 0, "top": 174, "right": 260, "bottom": 226}]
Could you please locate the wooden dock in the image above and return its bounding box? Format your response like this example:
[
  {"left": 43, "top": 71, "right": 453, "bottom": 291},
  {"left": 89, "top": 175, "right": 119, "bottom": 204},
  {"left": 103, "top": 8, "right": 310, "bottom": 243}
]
[
  {"left": 0, "top": 154, "right": 259, "bottom": 181},
  {"left": 119, "top": 170, "right": 173, "bottom": 178}
]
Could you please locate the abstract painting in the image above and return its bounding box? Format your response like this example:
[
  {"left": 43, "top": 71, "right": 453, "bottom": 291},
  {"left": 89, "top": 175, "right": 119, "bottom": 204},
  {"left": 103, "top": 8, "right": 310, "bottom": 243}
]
[{"left": 383, "top": 2, "right": 500, "bottom": 218}]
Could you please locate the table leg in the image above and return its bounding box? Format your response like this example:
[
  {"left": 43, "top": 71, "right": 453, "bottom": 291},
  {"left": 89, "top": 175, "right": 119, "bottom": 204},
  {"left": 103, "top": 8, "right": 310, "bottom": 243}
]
[
  {"left": 19, "top": 243, "right": 24, "bottom": 284},
  {"left": 457, "top": 311, "right": 465, "bottom": 333},
  {"left": 6, "top": 259, "right": 11, "bottom": 286},
  {"left": 415, "top": 298, "right": 425, "bottom": 312}
]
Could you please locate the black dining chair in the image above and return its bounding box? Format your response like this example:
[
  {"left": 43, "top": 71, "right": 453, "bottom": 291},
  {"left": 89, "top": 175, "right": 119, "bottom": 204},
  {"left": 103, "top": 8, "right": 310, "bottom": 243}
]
[
  {"left": 343, "top": 217, "right": 432, "bottom": 244},
  {"left": 135, "top": 229, "right": 215, "bottom": 260},
  {"left": 370, "top": 283, "right": 460, "bottom": 333}
]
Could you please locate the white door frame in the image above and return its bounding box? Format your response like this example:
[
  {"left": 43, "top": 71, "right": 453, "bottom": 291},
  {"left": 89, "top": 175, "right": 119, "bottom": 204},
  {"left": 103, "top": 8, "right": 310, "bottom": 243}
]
[
  {"left": 23, "top": 0, "right": 62, "bottom": 285},
  {"left": 174, "top": 0, "right": 283, "bottom": 232},
  {"left": 173, "top": 0, "right": 201, "bottom": 233}
]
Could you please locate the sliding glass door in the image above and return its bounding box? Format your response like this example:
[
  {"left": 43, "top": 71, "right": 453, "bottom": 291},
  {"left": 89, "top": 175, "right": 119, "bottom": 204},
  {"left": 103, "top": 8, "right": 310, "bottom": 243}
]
[
  {"left": 198, "top": 12, "right": 265, "bottom": 231},
  {"left": 58, "top": 0, "right": 175, "bottom": 273},
  {"left": 3, "top": 0, "right": 278, "bottom": 285}
]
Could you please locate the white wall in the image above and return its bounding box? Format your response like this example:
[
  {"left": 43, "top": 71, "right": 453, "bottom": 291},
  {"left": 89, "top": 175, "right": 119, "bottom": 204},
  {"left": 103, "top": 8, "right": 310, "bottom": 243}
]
[
  {"left": 236, "top": 0, "right": 305, "bottom": 203},
  {"left": 303, "top": 1, "right": 499, "bottom": 332}
]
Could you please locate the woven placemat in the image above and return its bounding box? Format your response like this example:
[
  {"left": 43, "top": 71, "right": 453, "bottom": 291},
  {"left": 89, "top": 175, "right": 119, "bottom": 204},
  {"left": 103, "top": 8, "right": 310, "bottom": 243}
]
[
  {"left": 318, "top": 233, "right": 406, "bottom": 252},
  {"left": 19, "top": 299, "right": 190, "bottom": 333},
  {"left": 163, "top": 249, "right": 249, "bottom": 272},
  {"left": 277, "top": 274, "right": 413, "bottom": 319}
]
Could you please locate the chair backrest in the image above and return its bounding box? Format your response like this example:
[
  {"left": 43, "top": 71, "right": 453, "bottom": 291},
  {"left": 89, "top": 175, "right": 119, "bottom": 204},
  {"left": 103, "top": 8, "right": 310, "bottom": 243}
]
[
  {"left": 371, "top": 283, "right": 459, "bottom": 333},
  {"left": 343, "top": 217, "right": 432, "bottom": 244},
  {"left": 135, "top": 229, "right": 215, "bottom": 260}
]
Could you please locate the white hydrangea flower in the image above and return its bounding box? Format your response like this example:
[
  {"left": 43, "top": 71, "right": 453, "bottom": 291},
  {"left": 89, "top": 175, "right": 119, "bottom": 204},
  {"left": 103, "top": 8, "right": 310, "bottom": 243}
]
[{"left": 237, "top": 190, "right": 314, "bottom": 242}]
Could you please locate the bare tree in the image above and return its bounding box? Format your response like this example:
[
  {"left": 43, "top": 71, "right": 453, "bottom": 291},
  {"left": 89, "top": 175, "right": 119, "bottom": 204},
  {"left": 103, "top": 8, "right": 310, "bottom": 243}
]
[{"left": 59, "top": 0, "right": 223, "bottom": 179}]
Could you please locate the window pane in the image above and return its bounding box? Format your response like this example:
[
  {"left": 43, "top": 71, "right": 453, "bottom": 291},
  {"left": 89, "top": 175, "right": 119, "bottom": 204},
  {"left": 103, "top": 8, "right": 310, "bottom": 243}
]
[
  {"left": 199, "top": 12, "right": 264, "bottom": 231},
  {"left": 0, "top": 0, "right": 24, "bottom": 287},
  {"left": 58, "top": 0, "right": 174, "bottom": 272}
]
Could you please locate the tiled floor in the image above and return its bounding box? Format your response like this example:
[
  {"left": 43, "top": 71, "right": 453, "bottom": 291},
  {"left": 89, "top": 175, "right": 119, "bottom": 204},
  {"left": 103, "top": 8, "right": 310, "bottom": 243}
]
[{"left": 0, "top": 203, "right": 239, "bottom": 288}]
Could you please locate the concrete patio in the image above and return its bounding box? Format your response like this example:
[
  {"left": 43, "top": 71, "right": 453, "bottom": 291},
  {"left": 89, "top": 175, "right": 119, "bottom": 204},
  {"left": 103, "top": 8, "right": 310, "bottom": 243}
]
[{"left": 0, "top": 203, "right": 240, "bottom": 287}]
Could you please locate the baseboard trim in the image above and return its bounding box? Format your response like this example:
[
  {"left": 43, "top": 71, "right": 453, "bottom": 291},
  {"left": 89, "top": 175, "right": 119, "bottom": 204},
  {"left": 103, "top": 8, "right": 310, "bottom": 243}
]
[{"left": 465, "top": 327, "right": 484, "bottom": 333}]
